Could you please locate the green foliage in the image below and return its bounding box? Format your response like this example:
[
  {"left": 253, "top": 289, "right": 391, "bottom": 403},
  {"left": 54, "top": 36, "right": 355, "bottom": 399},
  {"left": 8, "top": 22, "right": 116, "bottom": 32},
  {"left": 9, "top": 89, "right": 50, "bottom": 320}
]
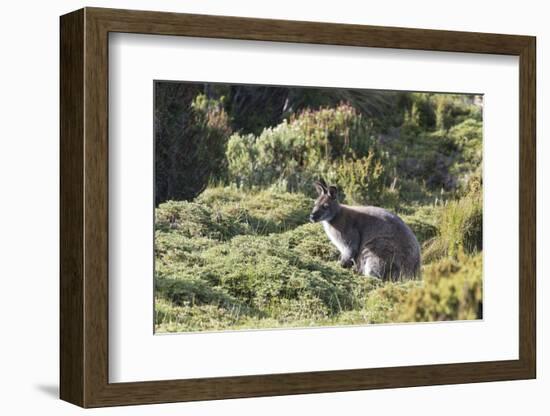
[
  {"left": 400, "top": 205, "right": 439, "bottom": 245},
  {"left": 205, "top": 84, "right": 402, "bottom": 136},
  {"left": 404, "top": 93, "right": 437, "bottom": 130},
  {"left": 156, "top": 223, "right": 357, "bottom": 314},
  {"left": 362, "top": 282, "right": 416, "bottom": 323},
  {"left": 334, "top": 153, "right": 398, "bottom": 206},
  {"left": 226, "top": 104, "right": 395, "bottom": 205},
  {"left": 390, "top": 127, "right": 460, "bottom": 194},
  {"left": 155, "top": 188, "right": 483, "bottom": 332},
  {"left": 402, "top": 93, "right": 480, "bottom": 132},
  {"left": 447, "top": 119, "right": 483, "bottom": 192},
  {"left": 423, "top": 193, "right": 483, "bottom": 262},
  {"left": 355, "top": 253, "right": 482, "bottom": 324},
  {"left": 226, "top": 105, "right": 365, "bottom": 191},
  {"left": 155, "top": 92, "right": 232, "bottom": 204},
  {"left": 155, "top": 298, "right": 249, "bottom": 332},
  {"left": 155, "top": 200, "right": 247, "bottom": 241},
  {"left": 393, "top": 254, "right": 483, "bottom": 322},
  {"left": 156, "top": 187, "right": 314, "bottom": 240},
  {"left": 434, "top": 94, "right": 481, "bottom": 131},
  {"left": 386, "top": 93, "right": 483, "bottom": 201},
  {"left": 153, "top": 85, "right": 485, "bottom": 333}
]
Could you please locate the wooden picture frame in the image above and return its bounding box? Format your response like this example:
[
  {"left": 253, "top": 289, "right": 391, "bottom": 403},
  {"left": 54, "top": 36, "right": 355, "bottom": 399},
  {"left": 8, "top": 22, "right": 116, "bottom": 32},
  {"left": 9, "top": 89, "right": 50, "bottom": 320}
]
[{"left": 60, "top": 7, "right": 536, "bottom": 408}]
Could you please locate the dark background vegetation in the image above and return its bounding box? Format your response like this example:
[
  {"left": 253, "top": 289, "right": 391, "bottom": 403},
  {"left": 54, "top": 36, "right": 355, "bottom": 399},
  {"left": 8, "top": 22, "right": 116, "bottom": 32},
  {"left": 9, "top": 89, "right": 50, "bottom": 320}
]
[{"left": 154, "top": 81, "right": 483, "bottom": 332}]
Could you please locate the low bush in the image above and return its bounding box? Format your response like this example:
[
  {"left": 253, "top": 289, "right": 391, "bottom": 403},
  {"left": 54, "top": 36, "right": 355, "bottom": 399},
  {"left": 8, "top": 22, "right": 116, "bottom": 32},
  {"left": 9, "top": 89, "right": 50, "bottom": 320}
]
[
  {"left": 403, "top": 93, "right": 437, "bottom": 131},
  {"left": 226, "top": 104, "right": 396, "bottom": 205},
  {"left": 333, "top": 152, "right": 391, "bottom": 206},
  {"left": 394, "top": 253, "right": 482, "bottom": 322},
  {"left": 434, "top": 94, "right": 479, "bottom": 131}
]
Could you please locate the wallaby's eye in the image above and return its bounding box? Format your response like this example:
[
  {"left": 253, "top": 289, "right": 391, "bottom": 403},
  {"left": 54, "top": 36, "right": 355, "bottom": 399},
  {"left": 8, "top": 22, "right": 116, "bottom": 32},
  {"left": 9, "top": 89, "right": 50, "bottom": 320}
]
[{"left": 323, "top": 203, "right": 330, "bottom": 209}]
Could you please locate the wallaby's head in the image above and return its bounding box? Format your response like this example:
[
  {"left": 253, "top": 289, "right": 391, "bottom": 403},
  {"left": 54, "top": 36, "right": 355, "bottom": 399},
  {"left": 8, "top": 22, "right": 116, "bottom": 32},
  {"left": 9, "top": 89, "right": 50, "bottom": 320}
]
[{"left": 310, "top": 179, "right": 340, "bottom": 223}]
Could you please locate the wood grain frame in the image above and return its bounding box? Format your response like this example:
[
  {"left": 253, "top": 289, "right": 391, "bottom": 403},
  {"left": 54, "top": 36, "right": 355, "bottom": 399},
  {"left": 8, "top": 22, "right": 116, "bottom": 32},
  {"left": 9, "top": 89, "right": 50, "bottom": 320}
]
[{"left": 60, "top": 7, "right": 536, "bottom": 408}]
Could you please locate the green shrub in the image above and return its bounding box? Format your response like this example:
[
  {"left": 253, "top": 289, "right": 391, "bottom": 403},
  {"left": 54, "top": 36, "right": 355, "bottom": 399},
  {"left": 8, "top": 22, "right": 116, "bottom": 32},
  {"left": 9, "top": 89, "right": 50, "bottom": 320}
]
[
  {"left": 226, "top": 105, "right": 369, "bottom": 187},
  {"left": 448, "top": 119, "right": 482, "bottom": 156},
  {"left": 155, "top": 273, "right": 241, "bottom": 310},
  {"left": 392, "top": 127, "right": 459, "bottom": 192},
  {"left": 282, "top": 222, "right": 339, "bottom": 262},
  {"left": 357, "top": 253, "right": 482, "bottom": 324},
  {"left": 363, "top": 282, "right": 417, "bottom": 323},
  {"left": 155, "top": 93, "right": 232, "bottom": 204},
  {"left": 226, "top": 104, "right": 396, "bottom": 204},
  {"left": 435, "top": 94, "right": 480, "bottom": 131},
  {"left": 291, "top": 105, "right": 374, "bottom": 159},
  {"left": 401, "top": 93, "right": 479, "bottom": 133},
  {"left": 403, "top": 93, "right": 437, "bottom": 131},
  {"left": 333, "top": 153, "right": 388, "bottom": 205},
  {"left": 394, "top": 253, "right": 482, "bottom": 322}
]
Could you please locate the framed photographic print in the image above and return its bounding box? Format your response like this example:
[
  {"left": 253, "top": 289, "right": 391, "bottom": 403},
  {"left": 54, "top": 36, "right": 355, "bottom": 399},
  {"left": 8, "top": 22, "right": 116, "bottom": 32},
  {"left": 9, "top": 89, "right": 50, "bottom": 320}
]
[{"left": 60, "top": 7, "right": 536, "bottom": 408}]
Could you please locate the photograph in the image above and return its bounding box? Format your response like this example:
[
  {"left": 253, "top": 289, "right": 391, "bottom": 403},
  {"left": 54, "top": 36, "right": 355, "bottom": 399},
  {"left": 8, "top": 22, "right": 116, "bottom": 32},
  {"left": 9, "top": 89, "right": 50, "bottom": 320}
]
[
  {"left": 153, "top": 81, "right": 484, "bottom": 333},
  {"left": 51, "top": 3, "right": 538, "bottom": 410}
]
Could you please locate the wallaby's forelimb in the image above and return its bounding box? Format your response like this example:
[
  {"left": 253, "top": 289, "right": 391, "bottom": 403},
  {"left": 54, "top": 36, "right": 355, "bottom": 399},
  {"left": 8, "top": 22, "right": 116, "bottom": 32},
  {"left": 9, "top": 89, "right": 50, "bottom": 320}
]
[
  {"left": 340, "top": 255, "right": 355, "bottom": 268},
  {"left": 339, "top": 234, "right": 359, "bottom": 268}
]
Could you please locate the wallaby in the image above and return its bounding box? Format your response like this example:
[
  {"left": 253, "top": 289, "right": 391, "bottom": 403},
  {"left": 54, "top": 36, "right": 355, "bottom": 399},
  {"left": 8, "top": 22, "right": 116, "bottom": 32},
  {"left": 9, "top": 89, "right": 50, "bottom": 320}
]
[{"left": 309, "top": 180, "right": 421, "bottom": 280}]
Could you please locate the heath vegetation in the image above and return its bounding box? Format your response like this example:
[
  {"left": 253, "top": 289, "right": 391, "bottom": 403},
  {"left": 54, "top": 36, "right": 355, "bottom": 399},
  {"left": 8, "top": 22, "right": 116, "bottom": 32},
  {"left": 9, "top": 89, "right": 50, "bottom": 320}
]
[{"left": 154, "top": 83, "right": 483, "bottom": 333}]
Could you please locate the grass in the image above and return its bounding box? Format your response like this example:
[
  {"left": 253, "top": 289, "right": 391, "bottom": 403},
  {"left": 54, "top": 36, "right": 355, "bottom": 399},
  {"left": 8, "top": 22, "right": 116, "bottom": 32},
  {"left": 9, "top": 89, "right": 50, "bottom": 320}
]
[
  {"left": 422, "top": 193, "right": 482, "bottom": 262},
  {"left": 154, "top": 186, "right": 482, "bottom": 333}
]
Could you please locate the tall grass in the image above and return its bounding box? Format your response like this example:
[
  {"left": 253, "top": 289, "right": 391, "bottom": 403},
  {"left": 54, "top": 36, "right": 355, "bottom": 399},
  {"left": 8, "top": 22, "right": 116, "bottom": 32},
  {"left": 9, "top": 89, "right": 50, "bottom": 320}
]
[{"left": 422, "top": 193, "right": 482, "bottom": 262}]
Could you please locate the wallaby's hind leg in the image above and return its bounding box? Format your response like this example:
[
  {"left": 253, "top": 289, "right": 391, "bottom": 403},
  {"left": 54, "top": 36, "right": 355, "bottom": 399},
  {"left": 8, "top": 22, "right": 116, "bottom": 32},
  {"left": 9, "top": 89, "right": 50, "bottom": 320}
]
[
  {"left": 361, "top": 255, "right": 402, "bottom": 281},
  {"left": 361, "top": 255, "right": 385, "bottom": 279}
]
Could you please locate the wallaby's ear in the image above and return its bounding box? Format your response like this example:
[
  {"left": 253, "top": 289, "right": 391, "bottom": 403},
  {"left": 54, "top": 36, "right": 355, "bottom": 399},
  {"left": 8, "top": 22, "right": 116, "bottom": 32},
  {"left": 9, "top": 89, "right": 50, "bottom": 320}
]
[
  {"left": 328, "top": 185, "right": 338, "bottom": 200},
  {"left": 314, "top": 181, "right": 327, "bottom": 195}
]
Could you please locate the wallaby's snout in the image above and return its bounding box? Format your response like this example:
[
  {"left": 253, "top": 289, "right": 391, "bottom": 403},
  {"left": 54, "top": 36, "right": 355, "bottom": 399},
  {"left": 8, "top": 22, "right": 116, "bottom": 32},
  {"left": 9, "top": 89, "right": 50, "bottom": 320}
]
[{"left": 309, "top": 210, "right": 321, "bottom": 223}]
